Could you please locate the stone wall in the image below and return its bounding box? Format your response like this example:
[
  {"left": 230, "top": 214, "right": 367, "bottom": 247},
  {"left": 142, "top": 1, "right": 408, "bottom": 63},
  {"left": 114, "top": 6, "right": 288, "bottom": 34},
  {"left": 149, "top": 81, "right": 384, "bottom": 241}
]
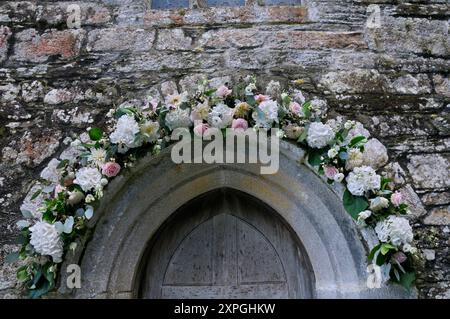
[{"left": 0, "top": 0, "right": 449, "bottom": 298}]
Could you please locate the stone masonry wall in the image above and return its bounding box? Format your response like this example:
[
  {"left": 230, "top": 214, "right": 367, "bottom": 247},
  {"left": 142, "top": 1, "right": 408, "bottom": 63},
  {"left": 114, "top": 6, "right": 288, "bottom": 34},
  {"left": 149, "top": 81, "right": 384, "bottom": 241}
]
[{"left": 0, "top": 0, "right": 449, "bottom": 298}]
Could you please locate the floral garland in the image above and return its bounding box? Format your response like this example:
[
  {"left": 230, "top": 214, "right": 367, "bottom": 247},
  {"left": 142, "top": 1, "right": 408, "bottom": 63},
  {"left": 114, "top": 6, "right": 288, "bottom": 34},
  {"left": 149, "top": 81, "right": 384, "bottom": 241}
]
[{"left": 9, "top": 76, "right": 417, "bottom": 298}]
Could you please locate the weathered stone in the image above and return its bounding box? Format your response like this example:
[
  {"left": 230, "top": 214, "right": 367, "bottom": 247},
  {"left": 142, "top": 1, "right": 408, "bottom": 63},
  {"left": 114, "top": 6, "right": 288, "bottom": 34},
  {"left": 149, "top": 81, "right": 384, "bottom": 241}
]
[
  {"left": 160, "top": 81, "right": 178, "bottom": 96},
  {"left": 13, "top": 29, "right": 85, "bottom": 63},
  {"left": 21, "top": 80, "right": 44, "bottom": 102},
  {"left": 179, "top": 73, "right": 206, "bottom": 93},
  {"left": 199, "top": 28, "right": 266, "bottom": 49},
  {"left": 407, "top": 154, "right": 450, "bottom": 189},
  {"left": 398, "top": 184, "right": 427, "bottom": 219},
  {"left": 156, "top": 29, "right": 192, "bottom": 51},
  {"left": 319, "top": 69, "right": 389, "bottom": 94},
  {"left": 389, "top": 74, "right": 432, "bottom": 95},
  {"left": 40, "top": 158, "right": 61, "bottom": 183},
  {"left": 423, "top": 249, "right": 436, "bottom": 261},
  {"left": 0, "top": 83, "right": 20, "bottom": 102},
  {"left": 434, "top": 75, "right": 450, "bottom": 98},
  {"left": 144, "top": 5, "right": 308, "bottom": 27},
  {"left": 424, "top": 206, "right": 450, "bottom": 226},
  {"left": 44, "top": 88, "right": 74, "bottom": 105},
  {"left": 421, "top": 192, "right": 450, "bottom": 206},
  {"left": 0, "top": 244, "right": 22, "bottom": 291},
  {"left": 0, "top": 25, "right": 11, "bottom": 63},
  {"left": 40, "top": 2, "right": 112, "bottom": 26},
  {"left": 87, "top": 28, "right": 155, "bottom": 52}
]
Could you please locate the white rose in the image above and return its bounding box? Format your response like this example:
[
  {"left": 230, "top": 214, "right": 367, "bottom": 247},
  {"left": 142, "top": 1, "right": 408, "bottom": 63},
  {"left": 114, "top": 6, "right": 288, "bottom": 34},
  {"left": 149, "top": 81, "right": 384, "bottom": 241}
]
[
  {"left": 334, "top": 173, "right": 345, "bottom": 183},
  {"left": 369, "top": 196, "right": 390, "bottom": 211},
  {"left": 29, "top": 221, "right": 64, "bottom": 263},
  {"left": 74, "top": 167, "right": 103, "bottom": 192},
  {"left": 306, "top": 122, "right": 335, "bottom": 149}
]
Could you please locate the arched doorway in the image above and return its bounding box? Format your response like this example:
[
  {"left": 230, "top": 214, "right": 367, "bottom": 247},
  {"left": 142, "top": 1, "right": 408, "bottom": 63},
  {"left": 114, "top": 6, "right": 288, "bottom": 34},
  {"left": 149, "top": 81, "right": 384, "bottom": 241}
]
[{"left": 139, "top": 188, "right": 314, "bottom": 299}]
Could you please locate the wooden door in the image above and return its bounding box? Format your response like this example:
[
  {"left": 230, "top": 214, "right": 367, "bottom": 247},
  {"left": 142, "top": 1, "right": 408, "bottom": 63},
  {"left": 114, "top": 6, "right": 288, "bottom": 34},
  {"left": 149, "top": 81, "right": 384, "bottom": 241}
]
[{"left": 139, "top": 188, "right": 314, "bottom": 298}]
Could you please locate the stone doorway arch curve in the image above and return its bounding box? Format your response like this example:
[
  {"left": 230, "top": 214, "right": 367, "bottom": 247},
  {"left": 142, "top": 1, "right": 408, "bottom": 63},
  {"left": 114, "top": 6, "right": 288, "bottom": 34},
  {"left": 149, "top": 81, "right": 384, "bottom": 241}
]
[{"left": 60, "top": 140, "right": 412, "bottom": 299}]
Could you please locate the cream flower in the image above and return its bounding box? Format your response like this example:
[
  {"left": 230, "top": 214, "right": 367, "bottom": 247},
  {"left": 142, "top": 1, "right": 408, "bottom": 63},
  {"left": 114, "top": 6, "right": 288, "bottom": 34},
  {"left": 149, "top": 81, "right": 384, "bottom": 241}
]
[
  {"left": 165, "top": 108, "right": 192, "bottom": 131},
  {"left": 88, "top": 148, "right": 107, "bottom": 167},
  {"left": 165, "top": 92, "right": 188, "bottom": 109},
  {"left": 140, "top": 121, "right": 160, "bottom": 143},
  {"left": 345, "top": 148, "right": 364, "bottom": 171},
  {"left": 369, "top": 196, "right": 390, "bottom": 211},
  {"left": 306, "top": 122, "right": 335, "bottom": 149},
  {"left": 29, "top": 221, "right": 64, "bottom": 263}
]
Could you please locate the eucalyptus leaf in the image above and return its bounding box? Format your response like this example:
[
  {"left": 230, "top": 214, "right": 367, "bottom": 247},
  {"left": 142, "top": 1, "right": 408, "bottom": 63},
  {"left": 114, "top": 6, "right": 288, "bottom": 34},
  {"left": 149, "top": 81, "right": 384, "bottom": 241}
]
[{"left": 21, "top": 209, "right": 34, "bottom": 219}]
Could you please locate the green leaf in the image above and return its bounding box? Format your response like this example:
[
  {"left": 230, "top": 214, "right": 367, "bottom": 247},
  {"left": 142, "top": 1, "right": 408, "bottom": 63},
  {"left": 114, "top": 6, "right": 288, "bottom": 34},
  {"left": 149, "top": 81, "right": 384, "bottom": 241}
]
[
  {"left": 56, "top": 159, "right": 69, "bottom": 169},
  {"left": 31, "top": 189, "right": 41, "bottom": 201},
  {"left": 115, "top": 107, "right": 135, "bottom": 118},
  {"left": 302, "top": 101, "right": 311, "bottom": 118},
  {"left": 343, "top": 189, "right": 369, "bottom": 219},
  {"left": 296, "top": 128, "right": 308, "bottom": 143},
  {"left": 17, "top": 266, "right": 28, "bottom": 282},
  {"left": 5, "top": 251, "right": 20, "bottom": 264},
  {"left": 88, "top": 127, "right": 103, "bottom": 141},
  {"left": 348, "top": 135, "right": 367, "bottom": 148},
  {"left": 368, "top": 244, "right": 381, "bottom": 261},
  {"left": 307, "top": 150, "right": 322, "bottom": 167},
  {"left": 380, "top": 243, "right": 396, "bottom": 255},
  {"left": 246, "top": 94, "right": 256, "bottom": 107},
  {"left": 399, "top": 272, "right": 415, "bottom": 291}
]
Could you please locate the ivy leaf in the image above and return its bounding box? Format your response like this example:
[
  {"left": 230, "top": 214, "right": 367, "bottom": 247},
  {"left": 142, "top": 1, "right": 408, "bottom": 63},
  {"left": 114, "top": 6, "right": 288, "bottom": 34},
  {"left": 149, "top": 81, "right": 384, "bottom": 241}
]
[
  {"left": 399, "top": 272, "right": 415, "bottom": 291},
  {"left": 17, "top": 266, "right": 28, "bottom": 282},
  {"left": 343, "top": 189, "right": 369, "bottom": 219},
  {"left": 88, "top": 127, "right": 103, "bottom": 141}
]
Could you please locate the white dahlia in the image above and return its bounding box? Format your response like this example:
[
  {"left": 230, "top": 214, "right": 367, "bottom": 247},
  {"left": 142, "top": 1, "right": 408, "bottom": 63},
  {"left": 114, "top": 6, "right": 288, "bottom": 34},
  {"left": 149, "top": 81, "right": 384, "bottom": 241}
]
[
  {"left": 29, "top": 221, "right": 64, "bottom": 263},
  {"left": 165, "top": 108, "right": 192, "bottom": 131},
  {"left": 110, "top": 115, "right": 140, "bottom": 153},
  {"left": 208, "top": 103, "right": 234, "bottom": 129},
  {"left": 74, "top": 167, "right": 103, "bottom": 192},
  {"left": 306, "top": 122, "right": 335, "bottom": 149},
  {"left": 346, "top": 166, "right": 381, "bottom": 196},
  {"left": 375, "top": 216, "right": 413, "bottom": 247},
  {"left": 88, "top": 148, "right": 107, "bottom": 167}
]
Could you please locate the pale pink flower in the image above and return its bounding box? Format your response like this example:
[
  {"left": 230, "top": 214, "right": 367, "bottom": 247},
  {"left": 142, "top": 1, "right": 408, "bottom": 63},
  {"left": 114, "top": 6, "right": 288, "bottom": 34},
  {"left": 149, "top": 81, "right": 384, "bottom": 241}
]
[
  {"left": 255, "top": 94, "right": 269, "bottom": 103},
  {"left": 231, "top": 118, "right": 248, "bottom": 133},
  {"left": 391, "top": 191, "right": 403, "bottom": 207},
  {"left": 193, "top": 123, "right": 209, "bottom": 137},
  {"left": 54, "top": 185, "right": 66, "bottom": 198},
  {"left": 324, "top": 166, "right": 339, "bottom": 180},
  {"left": 102, "top": 162, "right": 121, "bottom": 178},
  {"left": 289, "top": 101, "right": 302, "bottom": 115},
  {"left": 393, "top": 251, "right": 407, "bottom": 264},
  {"left": 216, "top": 85, "right": 232, "bottom": 97}
]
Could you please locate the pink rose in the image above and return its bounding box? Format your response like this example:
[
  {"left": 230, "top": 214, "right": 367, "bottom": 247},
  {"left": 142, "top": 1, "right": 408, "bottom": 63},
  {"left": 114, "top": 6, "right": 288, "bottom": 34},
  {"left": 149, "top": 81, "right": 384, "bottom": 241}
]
[
  {"left": 324, "top": 166, "right": 339, "bottom": 180},
  {"left": 255, "top": 94, "right": 269, "bottom": 103},
  {"left": 391, "top": 191, "right": 403, "bottom": 207},
  {"left": 216, "top": 85, "right": 232, "bottom": 97},
  {"left": 289, "top": 102, "right": 302, "bottom": 115},
  {"left": 204, "top": 127, "right": 220, "bottom": 138},
  {"left": 393, "top": 251, "right": 407, "bottom": 264},
  {"left": 193, "top": 123, "right": 209, "bottom": 137},
  {"left": 102, "top": 162, "right": 121, "bottom": 178},
  {"left": 231, "top": 118, "right": 248, "bottom": 133}
]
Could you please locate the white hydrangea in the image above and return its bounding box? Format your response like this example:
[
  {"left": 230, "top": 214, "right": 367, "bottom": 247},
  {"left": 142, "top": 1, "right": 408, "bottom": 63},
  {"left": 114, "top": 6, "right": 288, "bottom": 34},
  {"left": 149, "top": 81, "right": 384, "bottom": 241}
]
[
  {"left": 165, "top": 108, "right": 192, "bottom": 130},
  {"left": 346, "top": 166, "right": 381, "bottom": 196},
  {"left": 306, "top": 122, "right": 335, "bottom": 148},
  {"left": 208, "top": 103, "right": 234, "bottom": 129},
  {"left": 326, "top": 116, "right": 343, "bottom": 132},
  {"left": 375, "top": 216, "right": 414, "bottom": 247},
  {"left": 362, "top": 138, "right": 389, "bottom": 170},
  {"left": 265, "top": 80, "right": 281, "bottom": 97},
  {"left": 29, "top": 221, "right": 64, "bottom": 263},
  {"left": 74, "top": 167, "right": 103, "bottom": 192},
  {"left": 252, "top": 99, "right": 279, "bottom": 129},
  {"left": 110, "top": 115, "right": 140, "bottom": 153}
]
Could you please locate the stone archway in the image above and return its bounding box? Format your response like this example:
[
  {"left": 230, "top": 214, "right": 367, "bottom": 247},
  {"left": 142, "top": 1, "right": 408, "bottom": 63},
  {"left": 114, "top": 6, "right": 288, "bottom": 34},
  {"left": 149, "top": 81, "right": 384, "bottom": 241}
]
[{"left": 59, "top": 141, "right": 412, "bottom": 299}]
